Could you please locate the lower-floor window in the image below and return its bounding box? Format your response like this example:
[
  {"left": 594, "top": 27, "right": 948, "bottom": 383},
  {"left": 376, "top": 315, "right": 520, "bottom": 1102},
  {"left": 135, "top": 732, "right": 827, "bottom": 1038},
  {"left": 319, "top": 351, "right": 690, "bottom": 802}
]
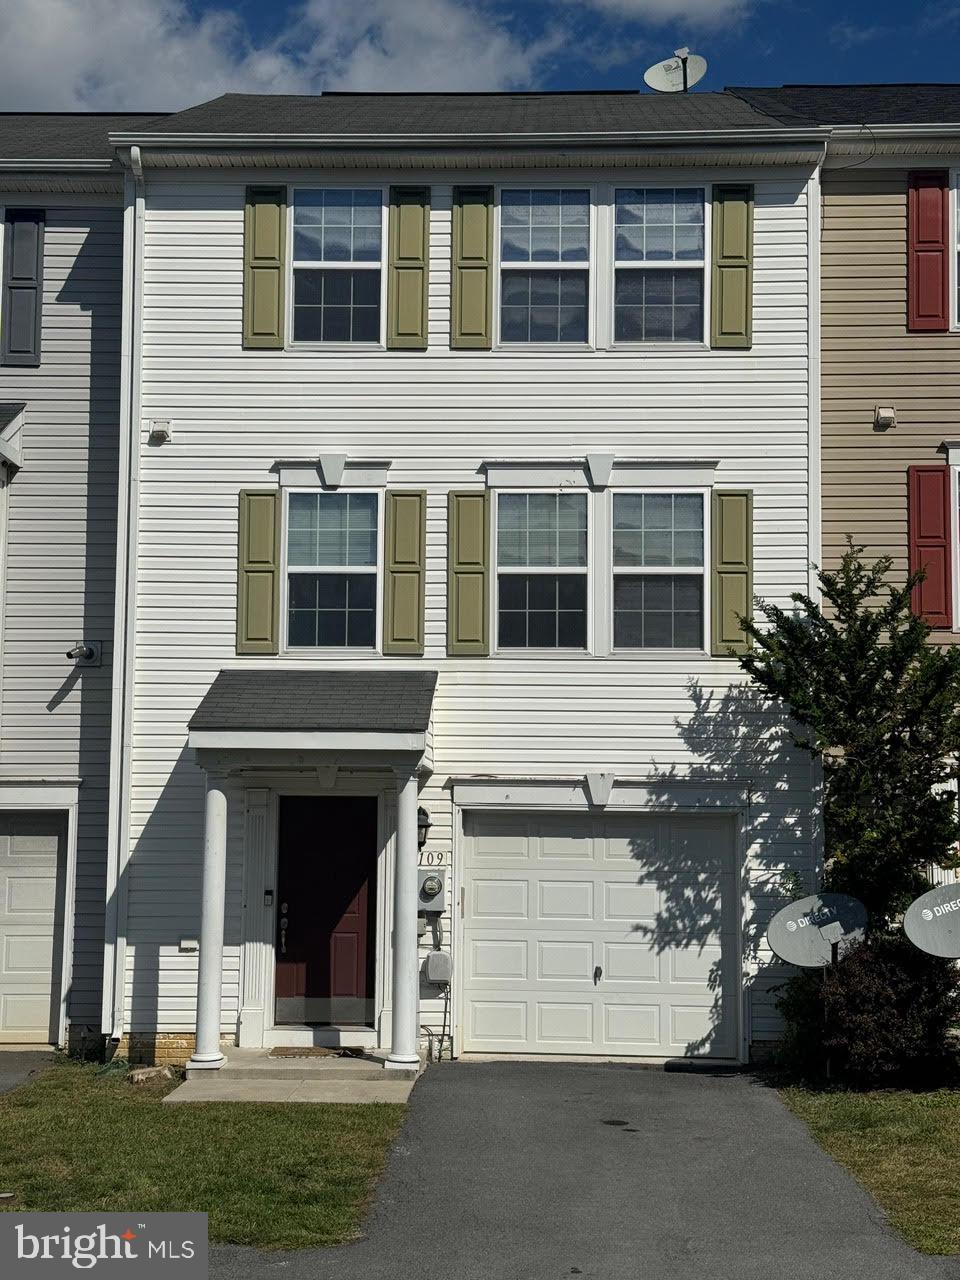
[
  {"left": 286, "top": 491, "right": 379, "bottom": 648},
  {"left": 612, "top": 491, "right": 706, "bottom": 649},
  {"left": 498, "top": 573, "right": 588, "bottom": 648}
]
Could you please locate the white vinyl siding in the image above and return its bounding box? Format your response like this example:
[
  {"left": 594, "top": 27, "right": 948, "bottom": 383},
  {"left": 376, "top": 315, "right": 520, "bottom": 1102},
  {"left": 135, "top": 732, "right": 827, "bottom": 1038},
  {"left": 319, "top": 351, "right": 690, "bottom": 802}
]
[
  {"left": 124, "top": 169, "right": 815, "bottom": 1047},
  {"left": 0, "top": 206, "right": 121, "bottom": 1031}
]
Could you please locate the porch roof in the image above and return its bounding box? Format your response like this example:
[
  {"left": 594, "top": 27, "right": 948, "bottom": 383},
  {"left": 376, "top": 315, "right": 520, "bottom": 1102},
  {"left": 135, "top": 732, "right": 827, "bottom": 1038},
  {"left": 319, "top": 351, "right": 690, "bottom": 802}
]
[{"left": 187, "top": 668, "right": 437, "bottom": 759}]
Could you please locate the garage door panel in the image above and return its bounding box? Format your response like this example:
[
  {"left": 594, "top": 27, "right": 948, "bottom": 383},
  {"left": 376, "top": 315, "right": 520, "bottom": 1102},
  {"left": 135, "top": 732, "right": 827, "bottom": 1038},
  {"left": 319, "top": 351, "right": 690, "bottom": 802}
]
[
  {"left": 470, "top": 1000, "right": 527, "bottom": 1042},
  {"left": 603, "top": 880, "right": 658, "bottom": 921},
  {"left": 537, "top": 1002, "right": 593, "bottom": 1044},
  {"left": 2, "top": 929, "right": 55, "bottom": 979},
  {"left": 538, "top": 880, "right": 593, "bottom": 920},
  {"left": 463, "top": 812, "right": 739, "bottom": 1059},
  {"left": 602, "top": 940, "right": 659, "bottom": 983},
  {"left": 537, "top": 939, "right": 593, "bottom": 981},
  {"left": 604, "top": 1003, "right": 661, "bottom": 1047},
  {"left": 472, "top": 879, "right": 529, "bottom": 919},
  {"left": 471, "top": 938, "right": 527, "bottom": 981}
]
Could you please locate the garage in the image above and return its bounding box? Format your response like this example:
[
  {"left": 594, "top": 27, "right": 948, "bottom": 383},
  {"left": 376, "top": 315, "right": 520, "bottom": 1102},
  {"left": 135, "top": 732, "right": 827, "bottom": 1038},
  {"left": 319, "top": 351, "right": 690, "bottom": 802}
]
[
  {"left": 0, "top": 813, "right": 67, "bottom": 1043},
  {"left": 461, "top": 811, "right": 740, "bottom": 1059}
]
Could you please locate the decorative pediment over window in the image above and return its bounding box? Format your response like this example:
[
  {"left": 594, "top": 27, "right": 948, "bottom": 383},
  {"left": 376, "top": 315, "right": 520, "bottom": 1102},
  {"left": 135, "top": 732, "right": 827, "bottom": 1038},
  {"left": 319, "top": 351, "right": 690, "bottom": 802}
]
[{"left": 273, "top": 455, "right": 392, "bottom": 489}]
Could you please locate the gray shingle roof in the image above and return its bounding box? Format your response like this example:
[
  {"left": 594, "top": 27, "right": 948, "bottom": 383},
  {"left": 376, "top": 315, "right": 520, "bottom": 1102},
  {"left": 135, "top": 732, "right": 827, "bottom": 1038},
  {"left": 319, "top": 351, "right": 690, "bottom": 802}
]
[
  {"left": 0, "top": 113, "right": 167, "bottom": 162},
  {"left": 189, "top": 669, "right": 438, "bottom": 734},
  {"left": 132, "top": 91, "right": 789, "bottom": 137},
  {"left": 729, "top": 85, "right": 960, "bottom": 127}
]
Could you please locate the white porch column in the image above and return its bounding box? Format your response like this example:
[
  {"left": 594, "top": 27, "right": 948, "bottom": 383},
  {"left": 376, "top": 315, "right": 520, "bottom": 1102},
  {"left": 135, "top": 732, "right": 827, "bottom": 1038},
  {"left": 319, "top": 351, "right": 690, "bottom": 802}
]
[
  {"left": 386, "top": 765, "right": 420, "bottom": 1069},
  {"left": 187, "top": 771, "right": 229, "bottom": 1071}
]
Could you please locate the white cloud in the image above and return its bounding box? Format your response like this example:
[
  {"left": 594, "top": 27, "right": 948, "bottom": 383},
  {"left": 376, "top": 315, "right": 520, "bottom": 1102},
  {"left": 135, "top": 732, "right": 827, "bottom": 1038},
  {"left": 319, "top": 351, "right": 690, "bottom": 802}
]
[
  {"left": 0, "top": 0, "right": 564, "bottom": 110},
  {"left": 574, "top": 0, "right": 751, "bottom": 25}
]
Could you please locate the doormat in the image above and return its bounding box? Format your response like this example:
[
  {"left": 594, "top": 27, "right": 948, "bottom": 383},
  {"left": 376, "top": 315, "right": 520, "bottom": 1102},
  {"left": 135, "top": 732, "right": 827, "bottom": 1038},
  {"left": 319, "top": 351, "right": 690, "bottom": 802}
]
[{"left": 268, "top": 1046, "right": 367, "bottom": 1059}]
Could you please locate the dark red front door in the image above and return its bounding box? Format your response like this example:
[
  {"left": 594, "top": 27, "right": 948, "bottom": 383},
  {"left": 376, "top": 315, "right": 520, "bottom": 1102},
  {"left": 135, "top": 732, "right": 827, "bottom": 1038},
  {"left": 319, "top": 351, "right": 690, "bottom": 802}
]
[{"left": 275, "top": 796, "right": 378, "bottom": 1026}]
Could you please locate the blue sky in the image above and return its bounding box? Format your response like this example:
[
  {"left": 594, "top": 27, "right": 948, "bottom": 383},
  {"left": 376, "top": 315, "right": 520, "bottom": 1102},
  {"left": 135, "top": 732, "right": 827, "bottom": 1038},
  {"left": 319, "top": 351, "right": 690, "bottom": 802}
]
[{"left": 3, "top": 0, "right": 960, "bottom": 112}]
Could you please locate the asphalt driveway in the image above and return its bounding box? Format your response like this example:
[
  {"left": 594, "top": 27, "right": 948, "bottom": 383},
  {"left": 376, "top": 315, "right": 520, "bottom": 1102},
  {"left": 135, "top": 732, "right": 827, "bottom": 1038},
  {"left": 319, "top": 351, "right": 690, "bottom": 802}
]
[{"left": 211, "top": 1060, "right": 960, "bottom": 1280}]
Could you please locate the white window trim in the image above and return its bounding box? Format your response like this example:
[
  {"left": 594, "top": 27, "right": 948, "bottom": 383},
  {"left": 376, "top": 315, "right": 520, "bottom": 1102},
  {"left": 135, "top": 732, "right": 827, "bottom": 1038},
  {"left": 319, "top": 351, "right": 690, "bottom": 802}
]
[
  {"left": 609, "top": 487, "right": 711, "bottom": 655},
  {"left": 607, "top": 182, "right": 712, "bottom": 350},
  {"left": 492, "top": 488, "right": 593, "bottom": 654},
  {"left": 280, "top": 487, "right": 384, "bottom": 654},
  {"left": 493, "top": 182, "right": 597, "bottom": 351},
  {"left": 286, "top": 183, "right": 389, "bottom": 350}
]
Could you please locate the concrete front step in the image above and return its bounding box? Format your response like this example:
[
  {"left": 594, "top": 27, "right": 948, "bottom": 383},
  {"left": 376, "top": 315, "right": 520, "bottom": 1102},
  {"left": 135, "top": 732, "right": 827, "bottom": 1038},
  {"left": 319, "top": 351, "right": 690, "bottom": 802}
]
[{"left": 184, "top": 1049, "right": 419, "bottom": 1083}]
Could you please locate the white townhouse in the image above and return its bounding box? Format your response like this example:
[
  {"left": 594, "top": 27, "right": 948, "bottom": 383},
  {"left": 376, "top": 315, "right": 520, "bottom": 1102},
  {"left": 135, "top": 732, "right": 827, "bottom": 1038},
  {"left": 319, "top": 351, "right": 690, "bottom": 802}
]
[
  {"left": 0, "top": 113, "right": 162, "bottom": 1049},
  {"left": 101, "top": 91, "right": 829, "bottom": 1070}
]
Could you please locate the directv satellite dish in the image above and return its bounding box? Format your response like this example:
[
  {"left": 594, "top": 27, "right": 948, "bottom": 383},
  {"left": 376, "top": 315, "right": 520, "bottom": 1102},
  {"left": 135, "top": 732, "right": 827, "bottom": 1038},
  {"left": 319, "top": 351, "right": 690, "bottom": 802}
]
[
  {"left": 904, "top": 882, "right": 960, "bottom": 958},
  {"left": 767, "top": 893, "right": 868, "bottom": 968},
  {"left": 643, "top": 47, "right": 707, "bottom": 94}
]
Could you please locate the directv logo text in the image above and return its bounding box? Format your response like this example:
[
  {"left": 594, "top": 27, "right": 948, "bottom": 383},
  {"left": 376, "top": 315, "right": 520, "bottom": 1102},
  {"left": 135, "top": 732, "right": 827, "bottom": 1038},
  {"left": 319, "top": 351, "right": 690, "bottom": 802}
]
[
  {"left": 921, "top": 897, "right": 960, "bottom": 921},
  {"left": 0, "top": 1213, "right": 207, "bottom": 1278}
]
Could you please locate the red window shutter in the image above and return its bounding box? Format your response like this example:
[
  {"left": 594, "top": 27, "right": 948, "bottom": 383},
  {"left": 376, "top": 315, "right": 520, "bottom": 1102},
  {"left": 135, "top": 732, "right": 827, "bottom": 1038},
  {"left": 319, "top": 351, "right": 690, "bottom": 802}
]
[
  {"left": 908, "top": 171, "right": 949, "bottom": 331},
  {"left": 909, "top": 465, "right": 953, "bottom": 628}
]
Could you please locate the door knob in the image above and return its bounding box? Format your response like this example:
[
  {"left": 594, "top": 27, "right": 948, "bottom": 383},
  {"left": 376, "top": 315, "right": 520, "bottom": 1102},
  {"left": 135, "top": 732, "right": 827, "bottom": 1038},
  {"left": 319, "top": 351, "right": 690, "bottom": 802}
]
[{"left": 593, "top": 965, "right": 602, "bottom": 985}]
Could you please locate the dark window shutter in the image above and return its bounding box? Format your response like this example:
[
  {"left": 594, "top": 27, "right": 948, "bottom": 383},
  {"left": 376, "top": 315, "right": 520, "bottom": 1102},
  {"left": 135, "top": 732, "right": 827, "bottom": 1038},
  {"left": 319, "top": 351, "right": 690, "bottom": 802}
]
[
  {"left": 243, "top": 187, "right": 285, "bottom": 349},
  {"left": 908, "top": 172, "right": 949, "bottom": 332},
  {"left": 909, "top": 465, "right": 953, "bottom": 628},
  {"left": 387, "top": 187, "right": 430, "bottom": 350},
  {"left": 447, "top": 491, "right": 489, "bottom": 655},
  {"left": 710, "top": 185, "right": 753, "bottom": 349},
  {"left": 383, "top": 490, "right": 426, "bottom": 654},
  {"left": 237, "top": 490, "right": 280, "bottom": 654},
  {"left": 451, "top": 187, "right": 493, "bottom": 350},
  {"left": 2, "top": 209, "right": 43, "bottom": 367},
  {"left": 711, "top": 490, "right": 753, "bottom": 656}
]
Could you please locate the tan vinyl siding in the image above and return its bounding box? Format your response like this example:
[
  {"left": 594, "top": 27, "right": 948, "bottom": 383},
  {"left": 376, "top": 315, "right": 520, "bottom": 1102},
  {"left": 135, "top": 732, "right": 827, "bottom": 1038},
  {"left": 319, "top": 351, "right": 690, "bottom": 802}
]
[{"left": 821, "top": 170, "right": 960, "bottom": 641}]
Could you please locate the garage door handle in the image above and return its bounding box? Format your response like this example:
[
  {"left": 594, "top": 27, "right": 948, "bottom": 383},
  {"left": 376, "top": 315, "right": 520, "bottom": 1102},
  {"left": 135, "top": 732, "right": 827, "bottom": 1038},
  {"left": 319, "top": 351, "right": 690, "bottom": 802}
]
[{"left": 593, "top": 965, "right": 602, "bottom": 985}]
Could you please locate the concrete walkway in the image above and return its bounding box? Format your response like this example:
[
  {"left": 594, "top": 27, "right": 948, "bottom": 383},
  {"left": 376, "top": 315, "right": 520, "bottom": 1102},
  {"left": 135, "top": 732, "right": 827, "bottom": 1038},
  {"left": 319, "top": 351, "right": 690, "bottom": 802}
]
[
  {"left": 0, "top": 1047, "right": 55, "bottom": 1095},
  {"left": 165, "top": 1048, "right": 418, "bottom": 1103},
  {"left": 210, "top": 1060, "right": 960, "bottom": 1280}
]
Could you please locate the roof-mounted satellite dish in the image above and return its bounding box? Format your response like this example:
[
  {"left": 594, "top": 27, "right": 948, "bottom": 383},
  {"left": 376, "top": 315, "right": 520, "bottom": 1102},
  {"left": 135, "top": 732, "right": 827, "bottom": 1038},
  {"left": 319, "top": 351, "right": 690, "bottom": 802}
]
[{"left": 643, "top": 47, "right": 707, "bottom": 94}]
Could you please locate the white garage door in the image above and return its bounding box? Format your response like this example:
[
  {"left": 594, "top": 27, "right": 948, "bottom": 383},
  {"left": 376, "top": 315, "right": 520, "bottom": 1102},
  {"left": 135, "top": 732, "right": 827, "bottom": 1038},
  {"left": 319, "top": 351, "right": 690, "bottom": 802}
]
[
  {"left": 0, "top": 813, "right": 66, "bottom": 1043},
  {"left": 462, "top": 812, "right": 740, "bottom": 1059}
]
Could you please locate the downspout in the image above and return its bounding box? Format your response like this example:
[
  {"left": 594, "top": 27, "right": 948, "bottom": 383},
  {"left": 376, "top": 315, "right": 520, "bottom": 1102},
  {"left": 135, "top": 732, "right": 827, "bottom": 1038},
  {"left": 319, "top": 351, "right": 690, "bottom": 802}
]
[{"left": 102, "top": 144, "right": 144, "bottom": 1043}]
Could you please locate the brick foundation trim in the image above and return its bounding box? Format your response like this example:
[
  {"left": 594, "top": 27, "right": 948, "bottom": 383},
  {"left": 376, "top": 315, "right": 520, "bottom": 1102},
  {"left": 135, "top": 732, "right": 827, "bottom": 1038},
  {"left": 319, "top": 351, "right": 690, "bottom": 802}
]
[{"left": 112, "top": 1033, "right": 232, "bottom": 1067}]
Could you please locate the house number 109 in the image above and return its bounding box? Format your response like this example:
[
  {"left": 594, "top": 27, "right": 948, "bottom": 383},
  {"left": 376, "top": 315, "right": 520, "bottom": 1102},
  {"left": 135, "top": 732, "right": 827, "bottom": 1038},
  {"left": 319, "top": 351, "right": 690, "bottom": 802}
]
[{"left": 419, "top": 850, "right": 444, "bottom": 867}]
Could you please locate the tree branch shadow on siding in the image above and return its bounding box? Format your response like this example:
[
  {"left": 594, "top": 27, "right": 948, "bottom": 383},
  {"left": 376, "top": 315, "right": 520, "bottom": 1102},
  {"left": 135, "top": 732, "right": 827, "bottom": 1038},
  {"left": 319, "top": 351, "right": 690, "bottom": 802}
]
[{"left": 626, "top": 678, "right": 810, "bottom": 1063}]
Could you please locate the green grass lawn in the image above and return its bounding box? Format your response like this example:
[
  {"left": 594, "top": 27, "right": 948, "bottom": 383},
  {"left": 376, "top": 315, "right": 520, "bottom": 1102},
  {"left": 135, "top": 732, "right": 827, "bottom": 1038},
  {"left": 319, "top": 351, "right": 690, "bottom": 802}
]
[
  {"left": 0, "top": 1060, "right": 406, "bottom": 1250},
  {"left": 783, "top": 1086, "right": 960, "bottom": 1255}
]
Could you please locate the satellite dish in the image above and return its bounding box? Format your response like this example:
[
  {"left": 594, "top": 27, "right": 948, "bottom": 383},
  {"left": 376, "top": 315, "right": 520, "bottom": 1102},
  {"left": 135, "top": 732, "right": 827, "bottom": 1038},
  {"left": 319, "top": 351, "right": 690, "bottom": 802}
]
[
  {"left": 643, "top": 47, "right": 707, "bottom": 94},
  {"left": 767, "top": 893, "right": 868, "bottom": 968},
  {"left": 904, "top": 882, "right": 960, "bottom": 958}
]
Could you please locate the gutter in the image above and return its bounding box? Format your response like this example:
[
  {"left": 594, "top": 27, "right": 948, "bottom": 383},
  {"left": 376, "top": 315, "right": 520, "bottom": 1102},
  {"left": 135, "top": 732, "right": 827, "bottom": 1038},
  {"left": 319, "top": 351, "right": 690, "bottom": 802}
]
[
  {"left": 108, "top": 125, "right": 831, "bottom": 150},
  {"left": 102, "top": 143, "right": 144, "bottom": 1043},
  {"left": 0, "top": 158, "right": 118, "bottom": 171}
]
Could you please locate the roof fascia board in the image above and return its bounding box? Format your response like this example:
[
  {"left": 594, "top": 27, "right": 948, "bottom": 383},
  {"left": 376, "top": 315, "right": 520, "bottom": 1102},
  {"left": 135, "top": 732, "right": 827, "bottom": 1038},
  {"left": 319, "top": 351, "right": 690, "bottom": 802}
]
[
  {"left": 0, "top": 159, "right": 117, "bottom": 172},
  {"left": 110, "top": 125, "right": 830, "bottom": 149},
  {"left": 188, "top": 729, "right": 427, "bottom": 752}
]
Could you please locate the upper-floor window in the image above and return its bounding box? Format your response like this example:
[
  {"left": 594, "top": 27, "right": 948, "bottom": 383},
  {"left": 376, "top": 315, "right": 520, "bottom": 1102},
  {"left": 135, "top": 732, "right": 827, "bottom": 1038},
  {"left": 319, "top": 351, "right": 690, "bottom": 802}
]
[
  {"left": 612, "top": 492, "right": 705, "bottom": 648},
  {"left": 613, "top": 188, "right": 705, "bottom": 343},
  {"left": 292, "top": 189, "right": 383, "bottom": 343},
  {"left": 496, "top": 491, "right": 588, "bottom": 648},
  {"left": 286, "top": 491, "right": 379, "bottom": 647},
  {"left": 499, "top": 189, "right": 590, "bottom": 344}
]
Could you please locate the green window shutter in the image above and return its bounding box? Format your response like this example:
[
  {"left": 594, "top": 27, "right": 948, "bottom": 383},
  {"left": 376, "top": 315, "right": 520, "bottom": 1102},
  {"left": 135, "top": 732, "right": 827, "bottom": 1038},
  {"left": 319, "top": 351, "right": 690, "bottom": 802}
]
[
  {"left": 710, "top": 185, "right": 753, "bottom": 349},
  {"left": 451, "top": 186, "right": 493, "bottom": 350},
  {"left": 447, "top": 491, "right": 489, "bottom": 655},
  {"left": 243, "top": 186, "right": 285, "bottom": 349},
  {"left": 387, "top": 187, "right": 430, "bottom": 350},
  {"left": 237, "top": 490, "right": 280, "bottom": 655},
  {"left": 383, "top": 490, "right": 426, "bottom": 655},
  {"left": 711, "top": 490, "right": 753, "bottom": 656}
]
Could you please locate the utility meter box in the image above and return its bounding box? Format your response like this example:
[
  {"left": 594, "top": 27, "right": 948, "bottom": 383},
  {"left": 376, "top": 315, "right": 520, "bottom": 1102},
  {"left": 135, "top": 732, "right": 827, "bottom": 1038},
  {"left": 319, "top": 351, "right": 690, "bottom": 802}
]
[
  {"left": 417, "top": 868, "right": 448, "bottom": 914},
  {"left": 423, "top": 950, "right": 453, "bottom": 985}
]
